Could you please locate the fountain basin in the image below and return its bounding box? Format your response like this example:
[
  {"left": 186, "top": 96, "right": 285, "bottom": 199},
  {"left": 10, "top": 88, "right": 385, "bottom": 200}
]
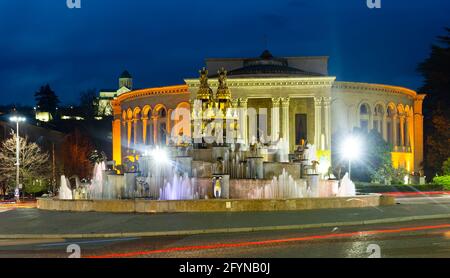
[{"left": 37, "top": 194, "right": 394, "bottom": 213}]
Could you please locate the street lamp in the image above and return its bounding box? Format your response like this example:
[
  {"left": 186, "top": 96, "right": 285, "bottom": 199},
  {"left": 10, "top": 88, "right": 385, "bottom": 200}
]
[
  {"left": 9, "top": 116, "right": 26, "bottom": 202},
  {"left": 340, "top": 135, "right": 362, "bottom": 180}
]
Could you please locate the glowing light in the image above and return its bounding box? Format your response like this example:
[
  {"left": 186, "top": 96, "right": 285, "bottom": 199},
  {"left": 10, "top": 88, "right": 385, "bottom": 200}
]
[
  {"left": 341, "top": 135, "right": 362, "bottom": 160},
  {"left": 150, "top": 147, "right": 169, "bottom": 164},
  {"left": 9, "top": 116, "right": 26, "bottom": 123},
  {"left": 318, "top": 157, "right": 331, "bottom": 175}
]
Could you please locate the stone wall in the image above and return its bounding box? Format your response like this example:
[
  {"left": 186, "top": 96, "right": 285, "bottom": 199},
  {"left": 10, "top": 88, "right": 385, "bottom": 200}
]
[{"left": 37, "top": 194, "right": 392, "bottom": 213}]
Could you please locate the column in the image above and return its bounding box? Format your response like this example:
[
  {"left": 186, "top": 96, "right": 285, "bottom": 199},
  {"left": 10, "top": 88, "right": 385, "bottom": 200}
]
[
  {"left": 122, "top": 121, "right": 127, "bottom": 156},
  {"left": 314, "top": 97, "right": 322, "bottom": 148},
  {"left": 166, "top": 109, "right": 173, "bottom": 145},
  {"left": 133, "top": 119, "right": 139, "bottom": 148},
  {"left": 392, "top": 115, "right": 398, "bottom": 150},
  {"left": 152, "top": 116, "right": 158, "bottom": 145},
  {"left": 382, "top": 114, "right": 388, "bottom": 142},
  {"left": 239, "top": 98, "right": 248, "bottom": 145},
  {"left": 322, "top": 97, "right": 331, "bottom": 150},
  {"left": 271, "top": 97, "right": 280, "bottom": 142},
  {"left": 231, "top": 98, "right": 239, "bottom": 143},
  {"left": 406, "top": 113, "right": 413, "bottom": 149},
  {"left": 281, "top": 97, "right": 290, "bottom": 150},
  {"left": 400, "top": 115, "right": 406, "bottom": 148},
  {"left": 127, "top": 120, "right": 132, "bottom": 149},
  {"left": 142, "top": 117, "right": 148, "bottom": 145},
  {"left": 413, "top": 95, "right": 426, "bottom": 172},
  {"left": 112, "top": 118, "right": 122, "bottom": 166}
]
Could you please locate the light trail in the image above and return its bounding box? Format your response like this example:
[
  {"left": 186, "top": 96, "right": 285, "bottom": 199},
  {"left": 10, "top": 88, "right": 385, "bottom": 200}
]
[{"left": 86, "top": 223, "right": 450, "bottom": 258}]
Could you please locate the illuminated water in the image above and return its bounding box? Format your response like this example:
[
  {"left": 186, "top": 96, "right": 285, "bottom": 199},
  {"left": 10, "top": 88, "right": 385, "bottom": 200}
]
[{"left": 58, "top": 175, "right": 73, "bottom": 200}]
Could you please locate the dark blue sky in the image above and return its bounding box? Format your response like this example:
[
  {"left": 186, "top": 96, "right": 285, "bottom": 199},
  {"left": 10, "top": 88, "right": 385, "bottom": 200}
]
[{"left": 0, "top": 0, "right": 449, "bottom": 105}]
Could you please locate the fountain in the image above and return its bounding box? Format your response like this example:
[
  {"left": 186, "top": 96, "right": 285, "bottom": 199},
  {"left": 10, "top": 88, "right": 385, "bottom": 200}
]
[
  {"left": 246, "top": 169, "right": 307, "bottom": 199},
  {"left": 88, "top": 162, "right": 106, "bottom": 200},
  {"left": 159, "top": 173, "right": 198, "bottom": 200},
  {"left": 337, "top": 173, "right": 356, "bottom": 197},
  {"left": 51, "top": 140, "right": 362, "bottom": 214},
  {"left": 58, "top": 175, "right": 73, "bottom": 200}
]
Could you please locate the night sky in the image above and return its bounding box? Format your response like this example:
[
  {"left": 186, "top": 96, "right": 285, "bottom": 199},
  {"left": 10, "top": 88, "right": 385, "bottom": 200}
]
[{"left": 0, "top": 0, "right": 449, "bottom": 105}]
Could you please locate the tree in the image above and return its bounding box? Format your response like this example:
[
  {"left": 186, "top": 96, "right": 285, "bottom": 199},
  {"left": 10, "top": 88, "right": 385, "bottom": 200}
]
[
  {"left": 418, "top": 28, "right": 450, "bottom": 177},
  {"left": 425, "top": 114, "right": 450, "bottom": 175},
  {"left": 61, "top": 129, "right": 95, "bottom": 179},
  {"left": 34, "top": 84, "right": 60, "bottom": 116},
  {"left": 79, "top": 89, "right": 99, "bottom": 120},
  {"left": 0, "top": 133, "right": 51, "bottom": 194}
]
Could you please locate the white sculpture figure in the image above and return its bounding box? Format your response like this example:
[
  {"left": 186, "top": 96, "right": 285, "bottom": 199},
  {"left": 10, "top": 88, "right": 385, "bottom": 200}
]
[{"left": 213, "top": 177, "right": 222, "bottom": 198}]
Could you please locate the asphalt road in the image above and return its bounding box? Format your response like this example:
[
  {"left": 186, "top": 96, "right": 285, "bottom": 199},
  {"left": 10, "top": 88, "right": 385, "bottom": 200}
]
[
  {"left": 396, "top": 195, "right": 450, "bottom": 205},
  {"left": 0, "top": 218, "right": 449, "bottom": 258},
  {"left": 1, "top": 195, "right": 449, "bottom": 258}
]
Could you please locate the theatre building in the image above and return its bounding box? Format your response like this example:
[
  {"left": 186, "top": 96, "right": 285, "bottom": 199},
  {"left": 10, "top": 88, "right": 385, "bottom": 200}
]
[{"left": 110, "top": 50, "right": 425, "bottom": 174}]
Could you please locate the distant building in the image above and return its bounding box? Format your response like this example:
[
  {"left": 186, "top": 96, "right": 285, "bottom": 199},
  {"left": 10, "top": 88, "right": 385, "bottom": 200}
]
[
  {"left": 111, "top": 50, "right": 426, "bottom": 174},
  {"left": 35, "top": 111, "right": 53, "bottom": 122},
  {"left": 97, "top": 71, "right": 133, "bottom": 116}
]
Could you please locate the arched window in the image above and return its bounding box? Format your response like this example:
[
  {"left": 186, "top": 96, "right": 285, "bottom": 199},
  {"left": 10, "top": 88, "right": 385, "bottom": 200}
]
[
  {"left": 154, "top": 106, "right": 167, "bottom": 145},
  {"left": 386, "top": 105, "right": 396, "bottom": 145},
  {"left": 373, "top": 104, "right": 384, "bottom": 134},
  {"left": 159, "top": 108, "right": 166, "bottom": 118},
  {"left": 359, "top": 103, "right": 370, "bottom": 132}
]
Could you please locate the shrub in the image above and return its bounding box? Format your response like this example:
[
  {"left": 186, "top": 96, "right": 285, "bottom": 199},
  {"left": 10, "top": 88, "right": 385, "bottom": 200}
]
[
  {"left": 442, "top": 158, "right": 450, "bottom": 175},
  {"left": 433, "top": 175, "right": 450, "bottom": 190}
]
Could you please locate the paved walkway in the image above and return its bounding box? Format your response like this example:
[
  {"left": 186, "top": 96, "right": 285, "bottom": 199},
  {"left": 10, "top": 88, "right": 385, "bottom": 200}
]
[{"left": 0, "top": 203, "right": 450, "bottom": 237}]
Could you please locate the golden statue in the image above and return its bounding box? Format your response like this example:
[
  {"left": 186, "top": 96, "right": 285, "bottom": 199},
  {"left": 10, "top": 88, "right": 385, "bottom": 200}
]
[
  {"left": 216, "top": 67, "right": 231, "bottom": 100},
  {"left": 196, "top": 67, "right": 213, "bottom": 101}
]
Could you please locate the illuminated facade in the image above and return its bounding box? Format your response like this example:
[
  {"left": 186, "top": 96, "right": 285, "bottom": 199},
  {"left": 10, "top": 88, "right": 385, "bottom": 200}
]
[
  {"left": 98, "top": 71, "right": 133, "bottom": 116},
  {"left": 111, "top": 51, "right": 425, "bottom": 173}
]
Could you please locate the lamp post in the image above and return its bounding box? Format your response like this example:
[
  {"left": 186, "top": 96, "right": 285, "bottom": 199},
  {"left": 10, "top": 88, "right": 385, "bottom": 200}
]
[
  {"left": 341, "top": 135, "right": 361, "bottom": 180},
  {"left": 9, "top": 116, "right": 26, "bottom": 202}
]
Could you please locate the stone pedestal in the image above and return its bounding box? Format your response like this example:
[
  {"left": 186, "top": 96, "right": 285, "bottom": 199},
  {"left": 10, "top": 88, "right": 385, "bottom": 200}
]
[
  {"left": 124, "top": 173, "right": 138, "bottom": 199},
  {"left": 307, "top": 174, "right": 319, "bottom": 197},
  {"left": 107, "top": 174, "right": 124, "bottom": 199},
  {"left": 212, "top": 147, "right": 230, "bottom": 161},
  {"left": 419, "top": 177, "right": 426, "bottom": 185},
  {"left": 175, "top": 156, "right": 193, "bottom": 177},
  {"left": 247, "top": 157, "right": 264, "bottom": 179}
]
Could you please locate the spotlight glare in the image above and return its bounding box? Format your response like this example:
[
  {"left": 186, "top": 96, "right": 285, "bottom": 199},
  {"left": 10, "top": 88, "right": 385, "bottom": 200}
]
[
  {"left": 341, "top": 136, "right": 362, "bottom": 160},
  {"left": 151, "top": 147, "right": 169, "bottom": 163}
]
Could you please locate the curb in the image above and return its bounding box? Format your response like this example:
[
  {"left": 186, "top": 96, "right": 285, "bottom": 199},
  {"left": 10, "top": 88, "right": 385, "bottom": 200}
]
[{"left": 1, "top": 213, "right": 450, "bottom": 239}]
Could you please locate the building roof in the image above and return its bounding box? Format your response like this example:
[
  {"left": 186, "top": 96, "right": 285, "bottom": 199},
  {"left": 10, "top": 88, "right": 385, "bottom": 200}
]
[{"left": 209, "top": 50, "right": 324, "bottom": 78}]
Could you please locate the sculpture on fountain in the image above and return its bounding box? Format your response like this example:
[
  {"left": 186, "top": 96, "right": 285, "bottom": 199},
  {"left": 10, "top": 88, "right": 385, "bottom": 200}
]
[{"left": 54, "top": 66, "right": 360, "bottom": 205}]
